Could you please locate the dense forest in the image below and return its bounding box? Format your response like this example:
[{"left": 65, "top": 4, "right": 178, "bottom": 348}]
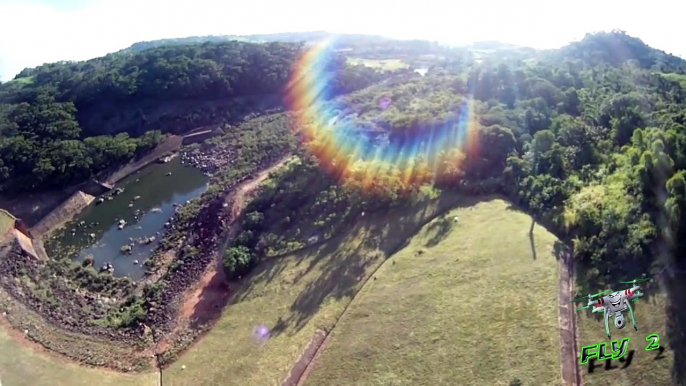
[{"left": 0, "top": 40, "right": 401, "bottom": 192}]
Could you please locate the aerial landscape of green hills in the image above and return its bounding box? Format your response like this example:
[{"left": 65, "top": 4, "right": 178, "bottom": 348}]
[{"left": 0, "top": 29, "right": 685, "bottom": 385}]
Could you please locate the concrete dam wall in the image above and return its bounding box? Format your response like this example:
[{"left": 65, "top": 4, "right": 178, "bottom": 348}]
[{"left": 29, "top": 191, "right": 95, "bottom": 238}]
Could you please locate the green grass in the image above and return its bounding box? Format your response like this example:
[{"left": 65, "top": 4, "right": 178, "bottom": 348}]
[
  {"left": 659, "top": 72, "right": 686, "bottom": 89},
  {"left": 303, "top": 198, "right": 562, "bottom": 386},
  {"left": 163, "top": 192, "right": 465, "bottom": 385},
  {"left": 577, "top": 294, "right": 674, "bottom": 386},
  {"left": 0, "top": 327, "right": 157, "bottom": 386},
  {"left": 5, "top": 76, "right": 35, "bottom": 86},
  {"left": 0, "top": 209, "right": 15, "bottom": 236},
  {"left": 346, "top": 57, "right": 409, "bottom": 70}
]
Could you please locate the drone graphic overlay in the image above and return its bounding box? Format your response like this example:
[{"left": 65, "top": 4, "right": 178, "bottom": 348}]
[{"left": 571, "top": 278, "right": 651, "bottom": 339}]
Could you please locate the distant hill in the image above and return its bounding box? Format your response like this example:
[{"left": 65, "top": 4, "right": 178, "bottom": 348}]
[
  {"left": 553, "top": 30, "right": 686, "bottom": 72},
  {"left": 117, "top": 31, "right": 419, "bottom": 54},
  {"left": 118, "top": 30, "right": 686, "bottom": 72}
]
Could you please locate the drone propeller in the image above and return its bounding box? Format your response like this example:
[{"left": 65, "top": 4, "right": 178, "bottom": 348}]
[
  {"left": 576, "top": 305, "right": 594, "bottom": 311},
  {"left": 570, "top": 289, "right": 612, "bottom": 303},
  {"left": 620, "top": 278, "right": 652, "bottom": 284},
  {"left": 592, "top": 289, "right": 613, "bottom": 297}
]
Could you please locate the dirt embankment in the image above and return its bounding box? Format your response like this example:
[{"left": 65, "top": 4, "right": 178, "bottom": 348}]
[
  {"left": 0, "top": 190, "right": 74, "bottom": 228},
  {"left": 282, "top": 330, "right": 327, "bottom": 386},
  {"left": 0, "top": 239, "right": 149, "bottom": 371},
  {"left": 559, "top": 247, "right": 582, "bottom": 386},
  {"left": 151, "top": 154, "right": 291, "bottom": 360}
]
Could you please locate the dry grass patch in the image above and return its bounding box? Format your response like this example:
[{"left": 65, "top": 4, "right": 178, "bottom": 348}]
[
  {"left": 0, "top": 326, "right": 157, "bottom": 386},
  {"left": 303, "top": 199, "right": 562, "bottom": 386}
]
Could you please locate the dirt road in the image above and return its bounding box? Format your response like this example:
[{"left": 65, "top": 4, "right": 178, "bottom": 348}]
[
  {"left": 157, "top": 155, "right": 291, "bottom": 354},
  {"left": 559, "top": 248, "right": 583, "bottom": 386},
  {"left": 179, "top": 155, "right": 291, "bottom": 321}
]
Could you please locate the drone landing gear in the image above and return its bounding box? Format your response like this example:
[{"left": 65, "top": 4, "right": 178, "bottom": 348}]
[{"left": 626, "top": 299, "right": 639, "bottom": 331}]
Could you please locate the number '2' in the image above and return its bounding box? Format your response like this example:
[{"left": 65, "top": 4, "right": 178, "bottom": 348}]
[{"left": 645, "top": 334, "right": 660, "bottom": 351}]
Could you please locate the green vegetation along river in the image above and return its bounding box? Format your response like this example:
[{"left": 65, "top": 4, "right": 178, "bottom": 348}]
[{"left": 45, "top": 157, "right": 209, "bottom": 280}]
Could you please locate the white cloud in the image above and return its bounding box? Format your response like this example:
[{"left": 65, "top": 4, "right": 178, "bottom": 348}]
[{"left": 0, "top": 0, "right": 685, "bottom": 81}]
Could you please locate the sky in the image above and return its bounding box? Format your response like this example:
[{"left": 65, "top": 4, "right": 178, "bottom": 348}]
[{"left": 0, "top": 0, "right": 685, "bottom": 81}]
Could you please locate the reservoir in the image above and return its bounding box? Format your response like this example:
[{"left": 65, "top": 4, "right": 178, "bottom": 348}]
[{"left": 45, "top": 157, "right": 209, "bottom": 280}]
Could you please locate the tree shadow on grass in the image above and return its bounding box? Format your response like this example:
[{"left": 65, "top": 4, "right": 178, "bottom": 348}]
[
  {"left": 529, "top": 219, "right": 538, "bottom": 261},
  {"left": 225, "top": 193, "right": 499, "bottom": 338},
  {"left": 423, "top": 214, "right": 454, "bottom": 248}
]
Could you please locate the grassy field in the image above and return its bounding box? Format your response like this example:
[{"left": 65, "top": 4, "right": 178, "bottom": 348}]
[
  {"left": 162, "top": 192, "right": 466, "bottom": 385},
  {"left": 346, "top": 57, "right": 409, "bottom": 70},
  {"left": 0, "top": 210, "right": 15, "bottom": 236},
  {"left": 302, "top": 198, "right": 562, "bottom": 386},
  {"left": 0, "top": 327, "right": 157, "bottom": 386},
  {"left": 577, "top": 292, "right": 674, "bottom": 386}
]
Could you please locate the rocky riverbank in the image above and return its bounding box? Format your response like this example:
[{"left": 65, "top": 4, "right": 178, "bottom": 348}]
[{"left": 180, "top": 147, "right": 238, "bottom": 175}]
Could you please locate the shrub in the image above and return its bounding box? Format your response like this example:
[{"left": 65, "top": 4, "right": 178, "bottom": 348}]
[{"left": 223, "top": 245, "right": 254, "bottom": 279}]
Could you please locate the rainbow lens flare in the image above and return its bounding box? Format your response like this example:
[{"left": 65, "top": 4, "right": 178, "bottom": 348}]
[{"left": 285, "top": 39, "right": 481, "bottom": 194}]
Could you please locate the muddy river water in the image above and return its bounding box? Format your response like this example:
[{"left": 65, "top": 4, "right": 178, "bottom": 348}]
[{"left": 45, "top": 157, "right": 208, "bottom": 280}]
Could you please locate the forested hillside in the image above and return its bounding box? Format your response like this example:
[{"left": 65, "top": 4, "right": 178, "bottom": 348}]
[
  {"left": 554, "top": 30, "right": 686, "bottom": 72},
  {"left": 0, "top": 40, "right": 402, "bottom": 193},
  {"left": 221, "top": 30, "right": 686, "bottom": 291},
  {"left": 118, "top": 31, "right": 445, "bottom": 57}
]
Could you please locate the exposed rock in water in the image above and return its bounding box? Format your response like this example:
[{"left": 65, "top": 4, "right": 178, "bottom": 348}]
[{"left": 100, "top": 262, "right": 115, "bottom": 274}]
